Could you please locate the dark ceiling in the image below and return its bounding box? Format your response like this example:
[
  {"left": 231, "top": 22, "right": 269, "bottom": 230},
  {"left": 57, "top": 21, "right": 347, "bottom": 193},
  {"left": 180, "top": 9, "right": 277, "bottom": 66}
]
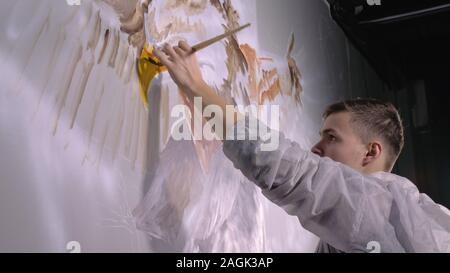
[{"left": 326, "top": 0, "right": 450, "bottom": 89}]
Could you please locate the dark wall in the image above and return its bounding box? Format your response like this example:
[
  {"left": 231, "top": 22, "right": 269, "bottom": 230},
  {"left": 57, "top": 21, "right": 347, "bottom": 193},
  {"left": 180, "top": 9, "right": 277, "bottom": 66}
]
[{"left": 325, "top": 0, "right": 450, "bottom": 208}]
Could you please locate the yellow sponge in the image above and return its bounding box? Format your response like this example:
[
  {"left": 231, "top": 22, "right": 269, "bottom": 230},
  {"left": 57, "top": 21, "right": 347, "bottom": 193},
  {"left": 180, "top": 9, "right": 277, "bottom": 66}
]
[{"left": 137, "top": 44, "right": 167, "bottom": 108}]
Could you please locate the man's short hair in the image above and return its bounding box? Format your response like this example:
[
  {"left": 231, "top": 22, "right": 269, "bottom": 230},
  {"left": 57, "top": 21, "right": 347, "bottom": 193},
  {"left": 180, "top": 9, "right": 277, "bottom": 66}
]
[{"left": 323, "top": 98, "right": 404, "bottom": 170}]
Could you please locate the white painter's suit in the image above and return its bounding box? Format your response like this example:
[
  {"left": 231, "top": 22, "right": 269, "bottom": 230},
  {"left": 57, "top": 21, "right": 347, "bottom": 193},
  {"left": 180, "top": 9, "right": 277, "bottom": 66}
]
[{"left": 223, "top": 116, "right": 450, "bottom": 253}]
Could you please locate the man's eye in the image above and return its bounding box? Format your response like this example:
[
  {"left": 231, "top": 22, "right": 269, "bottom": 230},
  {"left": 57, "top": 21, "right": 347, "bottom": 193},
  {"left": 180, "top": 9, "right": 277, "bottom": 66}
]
[{"left": 328, "top": 135, "right": 336, "bottom": 141}]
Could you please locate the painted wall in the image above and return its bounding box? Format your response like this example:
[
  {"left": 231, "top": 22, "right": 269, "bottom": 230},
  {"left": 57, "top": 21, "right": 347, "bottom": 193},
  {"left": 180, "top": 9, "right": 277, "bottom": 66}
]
[{"left": 0, "top": 0, "right": 386, "bottom": 252}]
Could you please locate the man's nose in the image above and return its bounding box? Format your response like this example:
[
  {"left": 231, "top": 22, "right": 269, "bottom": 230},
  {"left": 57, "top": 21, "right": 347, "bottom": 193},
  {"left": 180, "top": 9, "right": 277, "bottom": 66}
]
[{"left": 311, "top": 142, "right": 323, "bottom": 156}]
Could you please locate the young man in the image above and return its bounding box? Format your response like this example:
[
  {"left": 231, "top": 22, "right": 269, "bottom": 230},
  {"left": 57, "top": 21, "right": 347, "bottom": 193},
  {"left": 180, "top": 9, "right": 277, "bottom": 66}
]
[{"left": 153, "top": 41, "right": 450, "bottom": 252}]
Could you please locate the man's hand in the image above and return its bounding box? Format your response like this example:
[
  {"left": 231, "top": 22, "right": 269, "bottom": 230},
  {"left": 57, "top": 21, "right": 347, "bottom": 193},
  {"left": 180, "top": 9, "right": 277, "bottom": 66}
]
[
  {"left": 154, "top": 40, "right": 244, "bottom": 138},
  {"left": 153, "top": 41, "right": 206, "bottom": 99}
]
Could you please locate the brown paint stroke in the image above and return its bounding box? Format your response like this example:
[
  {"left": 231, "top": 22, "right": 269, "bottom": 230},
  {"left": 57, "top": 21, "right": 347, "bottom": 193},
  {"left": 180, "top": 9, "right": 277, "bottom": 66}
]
[
  {"left": 210, "top": 0, "right": 241, "bottom": 29},
  {"left": 286, "top": 33, "right": 303, "bottom": 105},
  {"left": 88, "top": 81, "right": 105, "bottom": 147},
  {"left": 34, "top": 31, "right": 66, "bottom": 117},
  {"left": 53, "top": 44, "right": 83, "bottom": 136},
  {"left": 70, "top": 54, "right": 95, "bottom": 129},
  {"left": 260, "top": 76, "right": 281, "bottom": 104},
  {"left": 259, "top": 68, "right": 281, "bottom": 104},
  {"left": 119, "top": 47, "right": 131, "bottom": 78},
  {"left": 115, "top": 40, "right": 129, "bottom": 76},
  {"left": 239, "top": 44, "right": 282, "bottom": 104},
  {"left": 82, "top": 79, "right": 105, "bottom": 166},
  {"left": 210, "top": 0, "right": 248, "bottom": 89},
  {"left": 87, "top": 11, "right": 101, "bottom": 51},
  {"left": 238, "top": 81, "right": 251, "bottom": 106},
  {"left": 97, "top": 119, "right": 110, "bottom": 171},
  {"left": 108, "top": 30, "right": 120, "bottom": 68},
  {"left": 224, "top": 29, "right": 248, "bottom": 83},
  {"left": 164, "top": 0, "right": 208, "bottom": 16},
  {"left": 239, "top": 44, "right": 258, "bottom": 100},
  {"left": 259, "top": 69, "right": 279, "bottom": 89},
  {"left": 124, "top": 51, "right": 135, "bottom": 83},
  {"left": 15, "top": 13, "right": 50, "bottom": 94},
  {"left": 144, "top": 8, "right": 207, "bottom": 47},
  {"left": 32, "top": 7, "right": 77, "bottom": 104},
  {"left": 97, "top": 29, "right": 110, "bottom": 64},
  {"left": 158, "top": 16, "right": 206, "bottom": 41}
]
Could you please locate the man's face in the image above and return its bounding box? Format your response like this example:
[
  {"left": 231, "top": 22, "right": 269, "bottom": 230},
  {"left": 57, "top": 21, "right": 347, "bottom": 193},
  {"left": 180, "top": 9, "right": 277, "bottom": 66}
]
[{"left": 311, "top": 111, "right": 368, "bottom": 172}]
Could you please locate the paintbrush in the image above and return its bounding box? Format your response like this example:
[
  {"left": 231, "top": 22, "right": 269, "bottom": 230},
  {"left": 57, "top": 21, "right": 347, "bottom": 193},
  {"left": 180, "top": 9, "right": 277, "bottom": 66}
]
[
  {"left": 138, "top": 23, "right": 251, "bottom": 108},
  {"left": 144, "top": 23, "right": 251, "bottom": 66},
  {"left": 191, "top": 23, "right": 251, "bottom": 52}
]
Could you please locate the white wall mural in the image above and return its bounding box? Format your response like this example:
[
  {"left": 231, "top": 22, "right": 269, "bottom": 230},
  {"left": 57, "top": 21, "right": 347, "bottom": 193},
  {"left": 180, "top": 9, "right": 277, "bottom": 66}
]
[{"left": 3, "top": 0, "right": 377, "bottom": 252}]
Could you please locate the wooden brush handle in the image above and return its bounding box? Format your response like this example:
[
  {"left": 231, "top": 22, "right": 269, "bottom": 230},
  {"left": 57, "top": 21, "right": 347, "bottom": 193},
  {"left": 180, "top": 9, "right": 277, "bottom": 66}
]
[{"left": 191, "top": 23, "right": 251, "bottom": 53}]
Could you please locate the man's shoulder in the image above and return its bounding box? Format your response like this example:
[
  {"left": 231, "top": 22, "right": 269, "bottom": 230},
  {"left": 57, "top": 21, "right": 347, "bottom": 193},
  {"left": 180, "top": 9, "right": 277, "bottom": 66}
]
[
  {"left": 369, "top": 171, "right": 416, "bottom": 190},
  {"left": 370, "top": 171, "right": 450, "bottom": 215}
]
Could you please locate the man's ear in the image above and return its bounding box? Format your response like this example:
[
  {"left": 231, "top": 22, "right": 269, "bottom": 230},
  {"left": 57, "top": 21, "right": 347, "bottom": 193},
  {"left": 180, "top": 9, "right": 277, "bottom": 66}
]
[{"left": 362, "top": 142, "right": 382, "bottom": 166}]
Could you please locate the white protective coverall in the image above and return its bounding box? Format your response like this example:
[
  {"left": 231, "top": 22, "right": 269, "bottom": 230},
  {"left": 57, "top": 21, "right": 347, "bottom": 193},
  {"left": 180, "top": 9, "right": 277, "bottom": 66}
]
[{"left": 222, "top": 116, "right": 450, "bottom": 253}]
